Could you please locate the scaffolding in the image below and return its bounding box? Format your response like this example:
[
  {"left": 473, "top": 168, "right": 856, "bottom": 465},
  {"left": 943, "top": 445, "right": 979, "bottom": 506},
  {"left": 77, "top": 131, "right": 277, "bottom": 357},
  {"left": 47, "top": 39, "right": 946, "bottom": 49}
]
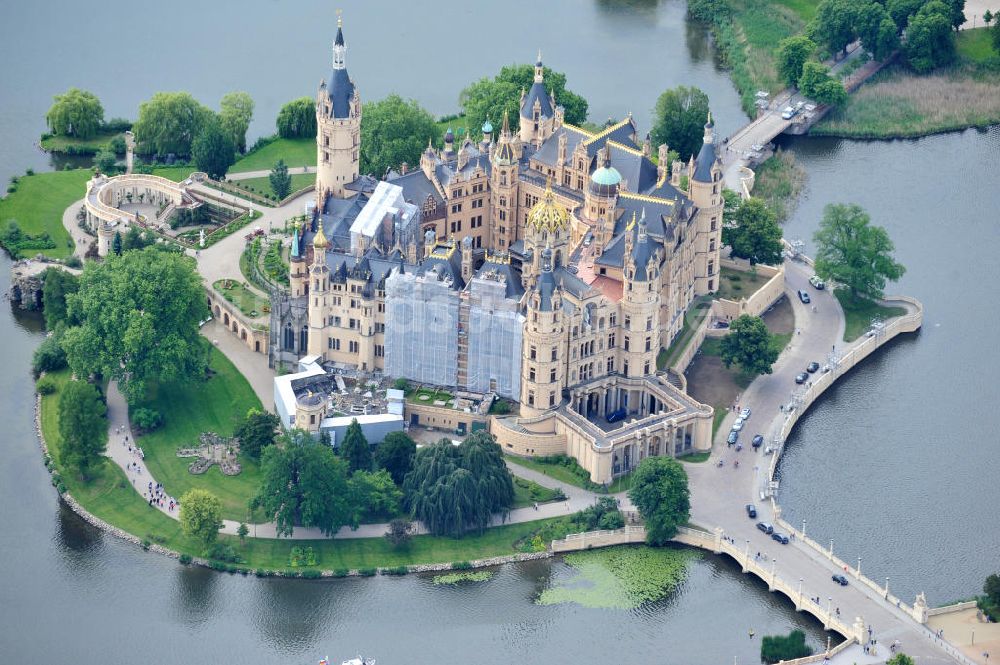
[
  {"left": 384, "top": 267, "right": 459, "bottom": 387},
  {"left": 464, "top": 276, "right": 524, "bottom": 401}
]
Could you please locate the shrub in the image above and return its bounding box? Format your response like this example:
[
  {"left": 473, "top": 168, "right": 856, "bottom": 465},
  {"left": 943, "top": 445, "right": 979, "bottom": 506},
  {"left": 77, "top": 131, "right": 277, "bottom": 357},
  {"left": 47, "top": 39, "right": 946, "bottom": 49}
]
[
  {"left": 25, "top": 168, "right": 34, "bottom": 176},
  {"left": 381, "top": 566, "right": 409, "bottom": 576},
  {"left": 64, "top": 256, "right": 83, "bottom": 269},
  {"left": 131, "top": 407, "right": 163, "bottom": 433},
  {"left": 300, "top": 569, "right": 322, "bottom": 579},
  {"left": 761, "top": 630, "right": 812, "bottom": 663},
  {"left": 36, "top": 376, "right": 58, "bottom": 395},
  {"left": 358, "top": 568, "right": 377, "bottom": 577},
  {"left": 331, "top": 568, "right": 349, "bottom": 578},
  {"left": 179, "top": 554, "right": 193, "bottom": 565},
  {"left": 451, "top": 561, "right": 473, "bottom": 570},
  {"left": 141, "top": 539, "right": 151, "bottom": 550},
  {"left": 207, "top": 542, "right": 241, "bottom": 563}
]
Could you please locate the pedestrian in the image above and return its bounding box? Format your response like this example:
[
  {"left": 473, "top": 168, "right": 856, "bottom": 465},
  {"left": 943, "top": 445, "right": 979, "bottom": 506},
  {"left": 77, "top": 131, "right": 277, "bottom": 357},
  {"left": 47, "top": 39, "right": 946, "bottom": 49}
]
[{"left": 749, "top": 629, "right": 755, "bottom": 640}]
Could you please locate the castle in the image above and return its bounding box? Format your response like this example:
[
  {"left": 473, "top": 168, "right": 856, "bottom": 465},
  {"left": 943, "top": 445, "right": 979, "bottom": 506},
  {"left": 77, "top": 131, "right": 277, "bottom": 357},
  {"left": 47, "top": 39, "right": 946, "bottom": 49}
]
[{"left": 270, "top": 17, "right": 721, "bottom": 483}]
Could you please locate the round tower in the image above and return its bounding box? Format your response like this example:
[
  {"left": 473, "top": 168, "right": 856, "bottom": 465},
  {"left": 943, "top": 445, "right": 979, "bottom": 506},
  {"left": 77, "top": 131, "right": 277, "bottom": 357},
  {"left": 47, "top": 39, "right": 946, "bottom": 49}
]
[
  {"left": 522, "top": 180, "right": 569, "bottom": 286},
  {"left": 288, "top": 221, "right": 308, "bottom": 298},
  {"left": 306, "top": 224, "right": 331, "bottom": 358},
  {"left": 584, "top": 148, "right": 620, "bottom": 255},
  {"left": 519, "top": 51, "right": 556, "bottom": 147},
  {"left": 316, "top": 14, "right": 361, "bottom": 202},
  {"left": 689, "top": 111, "right": 724, "bottom": 295},
  {"left": 520, "top": 245, "right": 565, "bottom": 417},
  {"left": 489, "top": 111, "right": 520, "bottom": 250},
  {"left": 619, "top": 212, "right": 661, "bottom": 379},
  {"left": 97, "top": 222, "right": 116, "bottom": 257},
  {"left": 295, "top": 391, "right": 327, "bottom": 433}
]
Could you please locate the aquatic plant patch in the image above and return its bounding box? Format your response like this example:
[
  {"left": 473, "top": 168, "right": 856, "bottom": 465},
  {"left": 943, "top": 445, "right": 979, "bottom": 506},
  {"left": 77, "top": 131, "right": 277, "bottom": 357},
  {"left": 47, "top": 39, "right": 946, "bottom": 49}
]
[
  {"left": 432, "top": 571, "right": 493, "bottom": 585},
  {"left": 537, "top": 545, "right": 697, "bottom": 609}
]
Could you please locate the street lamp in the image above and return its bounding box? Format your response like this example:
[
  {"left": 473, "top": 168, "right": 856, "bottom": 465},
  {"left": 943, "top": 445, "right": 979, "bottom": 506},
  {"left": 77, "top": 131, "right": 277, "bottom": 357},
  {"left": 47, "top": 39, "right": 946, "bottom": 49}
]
[
  {"left": 802, "top": 519, "right": 807, "bottom": 539},
  {"left": 885, "top": 577, "right": 890, "bottom": 599},
  {"left": 857, "top": 556, "right": 862, "bottom": 579}
]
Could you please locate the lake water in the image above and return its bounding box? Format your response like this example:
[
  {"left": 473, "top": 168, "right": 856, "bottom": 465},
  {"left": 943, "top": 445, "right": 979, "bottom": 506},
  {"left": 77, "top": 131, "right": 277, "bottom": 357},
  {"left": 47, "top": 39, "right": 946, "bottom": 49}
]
[{"left": 0, "top": 1, "right": 997, "bottom": 662}]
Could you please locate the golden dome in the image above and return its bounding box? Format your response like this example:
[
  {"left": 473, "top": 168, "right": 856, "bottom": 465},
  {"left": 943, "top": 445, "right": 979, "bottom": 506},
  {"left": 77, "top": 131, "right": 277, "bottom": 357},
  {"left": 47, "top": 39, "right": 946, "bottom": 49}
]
[
  {"left": 313, "top": 223, "right": 330, "bottom": 249},
  {"left": 527, "top": 180, "right": 569, "bottom": 233}
]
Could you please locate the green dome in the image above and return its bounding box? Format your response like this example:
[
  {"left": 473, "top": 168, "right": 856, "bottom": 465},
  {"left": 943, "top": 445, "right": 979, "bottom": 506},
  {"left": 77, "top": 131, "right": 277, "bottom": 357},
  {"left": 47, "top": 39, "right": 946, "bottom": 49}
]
[
  {"left": 482, "top": 120, "right": 493, "bottom": 133},
  {"left": 591, "top": 165, "right": 622, "bottom": 186}
]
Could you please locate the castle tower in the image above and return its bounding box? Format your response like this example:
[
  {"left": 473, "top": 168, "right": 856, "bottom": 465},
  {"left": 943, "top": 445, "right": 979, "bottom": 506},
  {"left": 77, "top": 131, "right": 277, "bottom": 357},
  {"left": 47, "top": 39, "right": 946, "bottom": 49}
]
[
  {"left": 306, "top": 224, "right": 331, "bottom": 358},
  {"left": 480, "top": 119, "right": 493, "bottom": 152},
  {"left": 489, "top": 111, "right": 519, "bottom": 250},
  {"left": 316, "top": 13, "right": 361, "bottom": 201},
  {"left": 689, "top": 112, "right": 724, "bottom": 295},
  {"left": 519, "top": 245, "right": 565, "bottom": 417},
  {"left": 619, "top": 211, "right": 661, "bottom": 379},
  {"left": 442, "top": 127, "right": 455, "bottom": 159},
  {"left": 584, "top": 147, "right": 620, "bottom": 256},
  {"left": 522, "top": 179, "right": 569, "bottom": 287},
  {"left": 519, "top": 51, "right": 556, "bottom": 148},
  {"left": 288, "top": 221, "right": 309, "bottom": 298},
  {"left": 460, "top": 235, "right": 474, "bottom": 282}
]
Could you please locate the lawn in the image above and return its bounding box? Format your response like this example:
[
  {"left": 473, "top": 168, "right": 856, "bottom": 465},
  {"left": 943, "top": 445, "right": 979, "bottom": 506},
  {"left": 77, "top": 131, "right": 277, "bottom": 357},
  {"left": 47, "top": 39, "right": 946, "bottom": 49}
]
[
  {"left": 407, "top": 388, "right": 455, "bottom": 405},
  {"left": 512, "top": 474, "right": 561, "bottom": 508},
  {"left": 235, "top": 172, "right": 315, "bottom": 199},
  {"left": 130, "top": 347, "right": 263, "bottom": 520},
  {"left": 213, "top": 279, "right": 269, "bottom": 318},
  {"left": 751, "top": 148, "right": 807, "bottom": 222},
  {"left": 658, "top": 298, "right": 713, "bottom": 370},
  {"left": 956, "top": 27, "right": 996, "bottom": 64},
  {"left": 716, "top": 266, "right": 771, "bottom": 302},
  {"left": 506, "top": 454, "right": 593, "bottom": 489},
  {"left": 41, "top": 129, "right": 121, "bottom": 155},
  {"left": 151, "top": 166, "right": 196, "bottom": 182},
  {"left": 0, "top": 169, "right": 90, "bottom": 259},
  {"left": 834, "top": 288, "right": 907, "bottom": 342},
  {"left": 231, "top": 138, "right": 316, "bottom": 172}
]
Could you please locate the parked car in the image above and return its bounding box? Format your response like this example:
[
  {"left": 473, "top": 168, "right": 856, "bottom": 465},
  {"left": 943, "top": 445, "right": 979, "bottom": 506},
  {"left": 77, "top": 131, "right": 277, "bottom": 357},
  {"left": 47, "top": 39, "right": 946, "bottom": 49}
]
[
  {"left": 798, "top": 289, "right": 811, "bottom": 304},
  {"left": 772, "top": 532, "right": 790, "bottom": 544},
  {"left": 732, "top": 417, "right": 744, "bottom": 432},
  {"left": 606, "top": 408, "right": 628, "bottom": 423},
  {"left": 832, "top": 574, "right": 849, "bottom": 586},
  {"left": 746, "top": 504, "right": 758, "bottom": 519},
  {"left": 807, "top": 362, "right": 820, "bottom": 373},
  {"left": 756, "top": 522, "right": 774, "bottom": 535},
  {"left": 751, "top": 434, "right": 764, "bottom": 449},
  {"left": 727, "top": 430, "right": 739, "bottom": 446},
  {"left": 795, "top": 372, "right": 808, "bottom": 384},
  {"left": 809, "top": 275, "right": 826, "bottom": 290},
  {"left": 740, "top": 407, "right": 752, "bottom": 420},
  {"left": 781, "top": 106, "right": 796, "bottom": 120}
]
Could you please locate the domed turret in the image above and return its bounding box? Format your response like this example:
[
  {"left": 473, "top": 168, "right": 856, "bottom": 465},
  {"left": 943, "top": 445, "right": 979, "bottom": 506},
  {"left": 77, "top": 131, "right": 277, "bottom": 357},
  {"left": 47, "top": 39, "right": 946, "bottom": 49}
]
[
  {"left": 526, "top": 180, "right": 569, "bottom": 233},
  {"left": 481, "top": 120, "right": 493, "bottom": 134},
  {"left": 312, "top": 223, "right": 330, "bottom": 249},
  {"left": 590, "top": 150, "right": 622, "bottom": 197}
]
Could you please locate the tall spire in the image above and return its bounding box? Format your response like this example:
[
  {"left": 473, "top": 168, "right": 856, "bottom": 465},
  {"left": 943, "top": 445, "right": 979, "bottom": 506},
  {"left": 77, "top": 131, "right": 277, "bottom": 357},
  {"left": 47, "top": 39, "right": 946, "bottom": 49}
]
[
  {"left": 534, "top": 50, "right": 544, "bottom": 83},
  {"left": 333, "top": 10, "right": 346, "bottom": 70}
]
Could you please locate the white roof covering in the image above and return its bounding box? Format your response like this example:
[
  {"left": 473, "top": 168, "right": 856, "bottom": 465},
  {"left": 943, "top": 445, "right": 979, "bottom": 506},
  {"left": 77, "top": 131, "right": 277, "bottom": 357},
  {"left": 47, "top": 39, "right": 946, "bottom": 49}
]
[
  {"left": 349, "top": 181, "right": 417, "bottom": 253},
  {"left": 274, "top": 358, "right": 325, "bottom": 420},
  {"left": 319, "top": 413, "right": 403, "bottom": 428}
]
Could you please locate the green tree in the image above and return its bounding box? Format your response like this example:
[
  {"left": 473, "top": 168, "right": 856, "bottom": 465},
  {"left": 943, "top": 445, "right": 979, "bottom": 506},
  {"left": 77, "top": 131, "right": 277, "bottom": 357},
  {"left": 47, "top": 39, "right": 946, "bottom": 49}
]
[
  {"left": 777, "top": 36, "right": 817, "bottom": 87},
  {"left": 798, "top": 62, "right": 848, "bottom": 106},
  {"left": 993, "top": 18, "right": 1000, "bottom": 55},
  {"left": 722, "top": 197, "right": 783, "bottom": 271},
  {"left": 856, "top": 2, "right": 900, "bottom": 59},
  {"left": 627, "top": 457, "right": 690, "bottom": 545},
  {"left": 179, "top": 488, "right": 224, "bottom": 548},
  {"left": 888, "top": 0, "right": 927, "bottom": 30},
  {"left": 94, "top": 148, "right": 117, "bottom": 175},
  {"left": 984, "top": 9, "right": 994, "bottom": 26},
  {"left": 121, "top": 225, "right": 154, "bottom": 252},
  {"left": 276, "top": 97, "right": 317, "bottom": 139},
  {"left": 650, "top": 86, "right": 711, "bottom": 160},
  {"left": 340, "top": 418, "right": 372, "bottom": 473},
  {"left": 886, "top": 654, "right": 916, "bottom": 665},
  {"left": 269, "top": 159, "right": 292, "bottom": 199},
  {"left": 384, "top": 517, "right": 413, "bottom": 549},
  {"left": 350, "top": 469, "right": 404, "bottom": 521},
  {"left": 720, "top": 315, "right": 780, "bottom": 376},
  {"left": 237, "top": 522, "right": 249, "bottom": 545},
  {"left": 984, "top": 573, "right": 1000, "bottom": 605},
  {"left": 459, "top": 63, "right": 589, "bottom": 136},
  {"left": 111, "top": 231, "right": 122, "bottom": 256},
  {"left": 944, "top": 0, "right": 966, "bottom": 30},
  {"left": 361, "top": 95, "right": 438, "bottom": 177},
  {"left": 233, "top": 408, "right": 280, "bottom": 460},
  {"left": 874, "top": 16, "right": 903, "bottom": 60},
  {"left": 192, "top": 117, "right": 236, "bottom": 180},
  {"left": 253, "top": 430, "right": 353, "bottom": 536},
  {"left": 41, "top": 267, "right": 79, "bottom": 330},
  {"left": 374, "top": 430, "right": 416, "bottom": 485},
  {"left": 403, "top": 432, "right": 514, "bottom": 537},
  {"left": 904, "top": 1, "right": 957, "bottom": 72},
  {"left": 61, "top": 248, "right": 208, "bottom": 403},
  {"left": 57, "top": 380, "right": 107, "bottom": 479},
  {"left": 761, "top": 630, "right": 812, "bottom": 663},
  {"left": 811, "top": 0, "right": 857, "bottom": 57},
  {"left": 133, "top": 92, "right": 213, "bottom": 157},
  {"left": 219, "top": 91, "right": 254, "bottom": 154},
  {"left": 32, "top": 331, "right": 68, "bottom": 378},
  {"left": 46, "top": 88, "right": 104, "bottom": 139},
  {"left": 813, "top": 203, "right": 906, "bottom": 300}
]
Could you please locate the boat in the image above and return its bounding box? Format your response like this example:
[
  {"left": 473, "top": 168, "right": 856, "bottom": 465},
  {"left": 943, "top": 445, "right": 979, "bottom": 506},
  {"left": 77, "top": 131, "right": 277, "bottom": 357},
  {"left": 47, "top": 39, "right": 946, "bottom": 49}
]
[{"left": 318, "top": 657, "right": 375, "bottom": 665}]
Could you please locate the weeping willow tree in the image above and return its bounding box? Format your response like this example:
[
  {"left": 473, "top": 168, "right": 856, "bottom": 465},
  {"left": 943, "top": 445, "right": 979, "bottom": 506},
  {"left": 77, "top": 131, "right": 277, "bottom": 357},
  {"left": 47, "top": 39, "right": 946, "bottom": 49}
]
[{"left": 403, "top": 431, "right": 514, "bottom": 537}]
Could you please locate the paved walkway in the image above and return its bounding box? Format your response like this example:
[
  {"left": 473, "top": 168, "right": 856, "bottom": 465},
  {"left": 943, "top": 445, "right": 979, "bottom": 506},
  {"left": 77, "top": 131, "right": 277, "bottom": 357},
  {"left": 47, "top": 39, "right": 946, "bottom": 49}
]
[
  {"left": 201, "top": 318, "right": 274, "bottom": 410},
  {"left": 226, "top": 166, "right": 312, "bottom": 181},
  {"left": 61, "top": 197, "right": 94, "bottom": 258}
]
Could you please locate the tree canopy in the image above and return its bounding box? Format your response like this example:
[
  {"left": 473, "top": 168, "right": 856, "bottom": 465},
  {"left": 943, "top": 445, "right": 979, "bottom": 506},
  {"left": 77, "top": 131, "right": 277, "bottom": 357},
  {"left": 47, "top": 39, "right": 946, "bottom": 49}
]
[
  {"left": 349, "top": 469, "right": 403, "bottom": 522},
  {"left": 339, "top": 418, "right": 372, "bottom": 473},
  {"left": 219, "top": 91, "right": 254, "bottom": 154},
  {"left": 459, "top": 64, "right": 589, "bottom": 136},
  {"left": 253, "top": 430, "right": 353, "bottom": 536},
  {"left": 276, "top": 97, "right": 317, "bottom": 139},
  {"left": 810, "top": 0, "right": 858, "bottom": 56},
  {"left": 983, "top": 573, "right": 1000, "bottom": 606},
  {"left": 61, "top": 248, "right": 209, "bottom": 403},
  {"left": 42, "top": 267, "right": 79, "bottom": 331},
  {"left": 46, "top": 88, "right": 104, "bottom": 139},
  {"left": 720, "top": 315, "right": 780, "bottom": 376},
  {"left": 798, "top": 62, "right": 848, "bottom": 107},
  {"left": 627, "top": 457, "right": 690, "bottom": 545},
  {"left": 813, "top": 203, "right": 906, "bottom": 300},
  {"left": 179, "top": 488, "right": 224, "bottom": 548},
  {"left": 269, "top": 159, "right": 292, "bottom": 199},
  {"left": 133, "top": 92, "right": 213, "bottom": 157},
  {"left": 375, "top": 431, "right": 416, "bottom": 485},
  {"left": 360, "top": 95, "right": 438, "bottom": 177},
  {"left": 904, "top": 1, "right": 957, "bottom": 72},
  {"left": 403, "top": 431, "right": 514, "bottom": 537},
  {"left": 192, "top": 117, "right": 236, "bottom": 180},
  {"left": 855, "top": 2, "right": 901, "bottom": 60},
  {"left": 777, "top": 36, "right": 817, "bottom": 88},
  {"left": 761, "top": 630, "right": 812, "bottom": 663},
  {"left": 722, "top": 197, "right": 783, "bottom": 269},
  {"left": 886, "top": 654, "right": 916, "bottom": 665},
  {"left": 650, "top": 86, "right": 711, "bottom": 161},
  {"left": 234, "top": 408, "right": 280, "bottom": 460},
  {"left": 57, "top": 379, "right": 107, "bottom": 479}
]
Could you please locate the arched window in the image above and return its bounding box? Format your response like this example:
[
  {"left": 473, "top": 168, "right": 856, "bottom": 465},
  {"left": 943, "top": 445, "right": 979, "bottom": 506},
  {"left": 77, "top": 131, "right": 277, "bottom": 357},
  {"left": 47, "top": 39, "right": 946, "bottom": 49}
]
[
  {"left": 299, "top": 325, "right": 308, "bottom": 351},
  {"left": 283, "top": 324, "right": 294, "bottom": 350}
]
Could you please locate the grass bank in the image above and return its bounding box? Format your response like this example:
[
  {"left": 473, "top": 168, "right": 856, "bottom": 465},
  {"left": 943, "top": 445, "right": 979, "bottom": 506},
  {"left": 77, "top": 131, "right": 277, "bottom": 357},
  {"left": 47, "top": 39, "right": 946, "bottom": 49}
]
[
  {"left": 231, "top": 138, "right": 316, "bottom": 172},
  {"left": 213, "top": 279, "right": 269, "bottom": 318},
  {"left": 236, "top": 172, "right": 315, "bottom": 199},
  {"left": 41, "top": 129, "right": 121, "bottom": 155},
  {"left": 151, "top": 166, "right": 196, "bottom": 183},
  {"left": 0, "top": 169, "right": 90, "bottom": 259},
  {"left": 750, "top": 148, "right": 807, "bottom": 222},
  {"left": 834, "top": 288, "right": 907, "bottom": 342}
]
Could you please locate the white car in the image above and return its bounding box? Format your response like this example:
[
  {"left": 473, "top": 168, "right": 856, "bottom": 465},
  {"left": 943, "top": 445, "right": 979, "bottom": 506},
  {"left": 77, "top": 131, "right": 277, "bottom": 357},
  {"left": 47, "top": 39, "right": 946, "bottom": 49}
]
[
  {"left": 732, "top": 417, "right": 745, "bottom": 432},
  {"left": 740, "top": 407, "right": 752, "bottom": 420},
  {"left": 781, "top": 106, "right": 796, "bottom": 120},
  {"left": 809, "top": 275, "right": 826, "bottom": 290}
]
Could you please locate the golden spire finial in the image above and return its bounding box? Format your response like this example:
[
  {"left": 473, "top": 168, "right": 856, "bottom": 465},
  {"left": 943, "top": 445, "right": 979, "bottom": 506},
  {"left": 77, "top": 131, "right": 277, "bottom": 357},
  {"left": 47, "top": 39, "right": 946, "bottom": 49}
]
[
  {"left": 313, "top": 223, "right": 330, "bottom": 249},
  {"left": 337, "top": 8, "right": 343, "bottom": 28},
  {"left": 537, "top": 48, "right": 542, "bottom": 63}
]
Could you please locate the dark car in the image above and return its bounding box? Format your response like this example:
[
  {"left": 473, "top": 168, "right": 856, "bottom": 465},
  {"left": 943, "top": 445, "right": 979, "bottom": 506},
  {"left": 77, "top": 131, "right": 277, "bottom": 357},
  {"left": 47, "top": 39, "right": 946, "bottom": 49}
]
[
  {"left": 771, "top": 532, "right": 789, "bottom": 544},
  {"left": 795, "top": 373, "right": 808, "bottom": 384},
  {"left": 751, "top": 434, "right": 764, "bottom": 449},
  {"left": 798, "top": 289, "right": 811, "bottom": 304},
  {"left": 756, "top": 521, "right": 774, "bottom": 535},
  {"left": 832, "top": 574, "right": 849, "bottom": 586},
  {"left": 746, "top": 504, "right": 757, "bottom": 519},
  {"left": 727, "top": 430, "right": 739, "bottom": 446},
  {"left": 807, "top": 362, "right": 820, "bottom": 373},
  {"left": 606, "top": 408, "right": 628, "bottom": 423}
]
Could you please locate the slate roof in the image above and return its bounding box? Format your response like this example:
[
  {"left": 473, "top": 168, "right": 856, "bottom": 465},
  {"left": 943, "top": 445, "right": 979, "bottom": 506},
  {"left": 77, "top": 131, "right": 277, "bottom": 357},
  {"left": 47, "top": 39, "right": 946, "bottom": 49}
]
[
  {"left": 523, "top": 81, "right": 554, "bottom": 119},
  {"left": 318, "top": 194, "right": 366, "bottom": 251},
  {"left": 532, "top": 126, "right": 588, "bottom": 168},
  {"left": 535, "top": 268, "right": 558, "bottom": 311},
  {"left": 326, "top": 68, "right": 355, "bottom": 119},
  {"left": 475, "top": 260, "right": 525, "bottom": 300},
  {"left": 693, "top": 139, "right": 717, "bottom": 183},
  {"left": 388, "top": 169, "right": 444, "bottom": 207}
]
